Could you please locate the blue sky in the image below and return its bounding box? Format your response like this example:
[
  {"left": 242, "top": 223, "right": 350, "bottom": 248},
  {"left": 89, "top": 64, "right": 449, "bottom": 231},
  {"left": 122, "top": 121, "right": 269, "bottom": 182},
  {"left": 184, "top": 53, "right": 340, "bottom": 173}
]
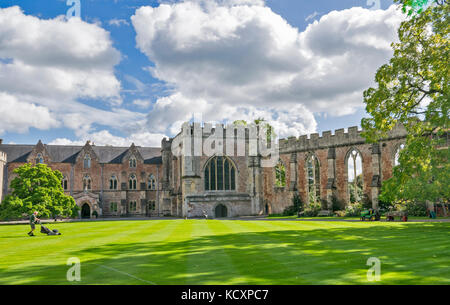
[{"left": 0, "top": 0, "right": 400, "bottom": 146}]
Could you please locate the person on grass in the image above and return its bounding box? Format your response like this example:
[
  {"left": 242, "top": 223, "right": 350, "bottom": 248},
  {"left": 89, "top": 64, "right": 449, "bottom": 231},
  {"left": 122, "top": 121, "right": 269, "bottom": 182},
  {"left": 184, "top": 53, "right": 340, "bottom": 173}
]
[{"left": 28, "top": 211, "right": 40, "bottom": 236}]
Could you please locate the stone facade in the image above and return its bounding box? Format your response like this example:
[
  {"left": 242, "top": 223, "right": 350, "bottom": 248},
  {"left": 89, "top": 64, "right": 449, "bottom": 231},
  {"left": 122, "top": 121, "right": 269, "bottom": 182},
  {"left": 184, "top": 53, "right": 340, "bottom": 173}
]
[{"left": 0, "top": 123, "right": 407, "bottom": 218}]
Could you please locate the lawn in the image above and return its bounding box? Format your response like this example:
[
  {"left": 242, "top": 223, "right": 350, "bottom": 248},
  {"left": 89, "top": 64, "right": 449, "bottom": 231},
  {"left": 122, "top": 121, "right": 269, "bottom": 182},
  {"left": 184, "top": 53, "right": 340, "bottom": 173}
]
[{"left": 0, "top": 219, "right": 449, "bottom": 285}]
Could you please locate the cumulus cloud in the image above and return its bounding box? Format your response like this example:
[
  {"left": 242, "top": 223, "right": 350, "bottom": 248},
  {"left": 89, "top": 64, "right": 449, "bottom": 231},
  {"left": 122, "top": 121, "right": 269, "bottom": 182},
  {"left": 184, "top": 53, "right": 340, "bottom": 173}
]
[
  {"left": 0, "top": 6, "right": 130, "bottom": 136},
  {"left": 132, "top": 1, "right": 404, "bottom": 138},
  {"left": 0, "top": 93, "right": 59, "bottom": 134},
  {"left": 49, "top": 129, "right": 166, "bottom": 147}
]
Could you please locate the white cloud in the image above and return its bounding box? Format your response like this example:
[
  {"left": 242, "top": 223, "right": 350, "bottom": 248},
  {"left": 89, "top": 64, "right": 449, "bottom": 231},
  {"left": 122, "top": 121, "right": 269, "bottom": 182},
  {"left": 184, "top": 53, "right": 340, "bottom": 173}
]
[
  {"left": 0, "top": 6, "right": 149, "bottom": 142},
  {"left": 108, "top": 18, "right": 130, "bottom": 27},
  {"left": 132, "top": 99, "right": 152, "bottom": 108},
  {"left": 0, "top": 93, "right": 59, "bottom": 134},
  {"left": 49, "top": 129, "right": 166, "bottom": 147},
  {"left": 132, "top": 1, "right": 404, "bottom": 138}
]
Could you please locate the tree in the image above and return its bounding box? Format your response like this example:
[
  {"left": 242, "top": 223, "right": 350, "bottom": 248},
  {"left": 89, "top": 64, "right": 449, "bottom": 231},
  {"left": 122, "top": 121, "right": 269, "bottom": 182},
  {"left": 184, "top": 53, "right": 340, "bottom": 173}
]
[
  {"left": 361, "top": 2, "right": 449, "bottom": 204},
  {"left": 0, "top": 163, "right": 79, "bottom": 220},
  {"left": 397, "top": 0, "right": 447, "bottom": 16},
  {"left": 233, "top": 117, "right": 276, "bottom": 143}
]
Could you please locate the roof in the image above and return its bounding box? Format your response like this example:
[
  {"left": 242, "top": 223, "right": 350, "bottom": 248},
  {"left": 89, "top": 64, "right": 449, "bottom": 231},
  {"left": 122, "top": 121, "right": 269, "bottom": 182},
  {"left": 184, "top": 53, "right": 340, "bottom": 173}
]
[{"left": 0, "top": 144, "right": 162, "bottom": 165}]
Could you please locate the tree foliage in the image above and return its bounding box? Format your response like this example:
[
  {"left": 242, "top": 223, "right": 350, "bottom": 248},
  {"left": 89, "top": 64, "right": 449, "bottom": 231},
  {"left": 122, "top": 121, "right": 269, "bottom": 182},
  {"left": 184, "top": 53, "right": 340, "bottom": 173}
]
[
  {"left": 396, "top": 0, "right": 447, "bottom": 16},
  {"left": 0, "top": 163, "right": 79, "bottom": 220},
  {"left": 361, "top": 3, "right": 449, "bottom": 204}
]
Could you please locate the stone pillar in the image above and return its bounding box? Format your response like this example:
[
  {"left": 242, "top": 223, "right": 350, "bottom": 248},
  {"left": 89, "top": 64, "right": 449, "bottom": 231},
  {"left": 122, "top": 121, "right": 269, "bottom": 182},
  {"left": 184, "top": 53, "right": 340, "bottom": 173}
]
[
  {"left": 248, "top": 156, "right": 263, "bottom": 215},
  {"left": 326, "top": 147, "right": 337, "bottom": 210},
  {"left": 289, "top": 153, "right": 297, "bottom": 192},
  {"left": 370, "top": 143, "right": 381, "bottom": 210}
]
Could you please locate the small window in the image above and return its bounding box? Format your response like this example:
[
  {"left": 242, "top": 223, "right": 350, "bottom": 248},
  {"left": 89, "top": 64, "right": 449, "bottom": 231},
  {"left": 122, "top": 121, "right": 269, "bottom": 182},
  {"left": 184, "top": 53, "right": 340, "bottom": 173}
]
[
  {"left": 83, "top": 175, "right": 92, "bottom": 191},
  {"left": 148, "top": 174, "right": 156, "bottom": 190},
  {"left": 129, "top": 174, "right": 137, "bottom": 190},
  {"left": 109, "top": 175, "right": 118, "bottom": 190},
  {"left": 36, "top": 154, "right": 44, "bottom": 164},
  {"left": 62, "top": 176, "right": 68, "bottom": 191},
  {"left": 110, "top": 202, "right": 118, "bottom": 213},
  {"left": 129, "top": 201, "right": 137, "bottom": 212},
  {"left": 84, "top": 154, "right": 91, "bottom": 169},
  {"left": 129, "top": 156, "right": 137, "bottom": 168}
]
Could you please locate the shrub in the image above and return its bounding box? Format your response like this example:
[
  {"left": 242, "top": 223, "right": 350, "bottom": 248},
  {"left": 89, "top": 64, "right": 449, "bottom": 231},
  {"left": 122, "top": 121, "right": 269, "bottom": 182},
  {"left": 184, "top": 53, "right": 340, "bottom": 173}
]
[
  {"left": 302, "top": 202, "right": 321, "bottom": 217},
  {"left": 331, "top": 195, "right": 344, "bottom": 212},
  {"left": 282, "top": 194, "right": 304, "bottom": 216},
  {"left": 396, "top": 201, "right": 428, "bottom": 216},
  {"left": 344, "top": 202, "right": 363, "bottom": 217}
]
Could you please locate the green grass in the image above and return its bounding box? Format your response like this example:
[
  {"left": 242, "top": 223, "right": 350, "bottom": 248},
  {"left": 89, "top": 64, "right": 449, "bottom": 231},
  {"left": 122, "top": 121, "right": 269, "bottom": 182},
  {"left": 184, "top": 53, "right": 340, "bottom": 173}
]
[{"left": 0, "top": 219, "right": 449, "bottom": 285}]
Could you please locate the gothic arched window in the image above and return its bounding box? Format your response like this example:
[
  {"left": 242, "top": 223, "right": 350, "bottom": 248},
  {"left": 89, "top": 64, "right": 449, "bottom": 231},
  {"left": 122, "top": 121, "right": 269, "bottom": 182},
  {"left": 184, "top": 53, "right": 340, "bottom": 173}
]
[
  {"left": 84, "top": 154, "right": 91, "bottom": 169},
  {"left": 275, "top": 160, "right": 286, "bottom": 187},
  {"left": 148, "top": 174, "right": 156, "bottom": 190},
  {"left": 347, "top": 149, "right": 363, "bottom": 203},
  {"left": 394, "top": 143, "right": 405, "bottom": 166},
  {"left": 129, "top": 174, "right": 137, "bottom": 190},
  {"left": 204, "top": 156, "right": 236, "bottom": 191},
  {"left": 307, "top": 154, "right": 320, "bottom": 204},
  {"left": 36, "top": 153, "right": 44, "bottom": 164},
  {"left": 129, "top": 156, "right": 137, "bottom": 168},
  {"left": 83, "top": 175, "right": 92, "bottom": 191},
  {"left": 110, "top": 175, "right": 118, "bottom": 190}
]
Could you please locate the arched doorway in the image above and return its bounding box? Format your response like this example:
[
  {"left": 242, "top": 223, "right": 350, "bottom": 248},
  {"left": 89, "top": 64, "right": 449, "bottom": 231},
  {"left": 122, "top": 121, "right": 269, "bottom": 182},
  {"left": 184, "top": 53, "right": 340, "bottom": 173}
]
[
  {"left": 81, "top": 203, "right": 91, "bottom": 218},
  {"left": 215, "top": 204, "right": 228, "bottom": 218}
]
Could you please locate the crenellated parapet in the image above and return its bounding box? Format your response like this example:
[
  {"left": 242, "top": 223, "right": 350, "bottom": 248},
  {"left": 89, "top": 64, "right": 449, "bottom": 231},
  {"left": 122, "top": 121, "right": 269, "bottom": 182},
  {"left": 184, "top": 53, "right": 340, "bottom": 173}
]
[{"left": 279, "top": 124, "right": 407, "bottom": 154}]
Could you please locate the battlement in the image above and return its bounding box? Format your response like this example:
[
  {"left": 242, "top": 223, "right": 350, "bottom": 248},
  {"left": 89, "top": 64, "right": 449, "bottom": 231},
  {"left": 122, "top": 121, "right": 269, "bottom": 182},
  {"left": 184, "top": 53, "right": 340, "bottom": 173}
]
[{"left": 278, "top": 124, "right": 407, "bottom": 153}]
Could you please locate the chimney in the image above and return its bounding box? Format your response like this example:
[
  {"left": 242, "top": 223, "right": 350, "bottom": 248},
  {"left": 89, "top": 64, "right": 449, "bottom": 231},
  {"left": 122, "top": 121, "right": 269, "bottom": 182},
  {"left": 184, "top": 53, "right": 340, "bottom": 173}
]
[{"left": 0, "top": 139, "right": 3, "bottom": 145}]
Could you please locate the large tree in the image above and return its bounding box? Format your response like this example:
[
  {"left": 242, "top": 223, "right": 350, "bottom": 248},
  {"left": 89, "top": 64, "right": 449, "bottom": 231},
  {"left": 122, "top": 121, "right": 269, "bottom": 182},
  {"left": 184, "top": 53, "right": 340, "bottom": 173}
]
[
  {"left": 361, "top": 1, "right": 449, "bottom": 204},
  {"left": 0, "top": 163, "right": 79, "bottom": 220}
]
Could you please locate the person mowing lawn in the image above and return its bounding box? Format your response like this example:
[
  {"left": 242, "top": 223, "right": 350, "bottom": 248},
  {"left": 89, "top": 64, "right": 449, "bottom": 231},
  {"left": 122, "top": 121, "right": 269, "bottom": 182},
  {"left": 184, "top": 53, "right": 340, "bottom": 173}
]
[{"left": 28, "top": 211, "right": 40, "bottom": 237}]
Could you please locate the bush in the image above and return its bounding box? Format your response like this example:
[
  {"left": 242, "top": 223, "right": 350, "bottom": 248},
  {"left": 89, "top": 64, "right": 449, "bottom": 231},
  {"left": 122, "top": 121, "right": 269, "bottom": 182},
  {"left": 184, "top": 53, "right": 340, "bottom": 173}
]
[
  {"left": 344, "top": 202, "right": 363, "bottom": 217},
  {"left": 302, "top": 202, "right": 321, "bottom": 217},
  {"left": 282, "top": 194, "right": 304, "bottom": 216},
  {"left": 331, "top": 195, "right": 344, "bottom": 212},
  {"left": 400, "top": 201, "right": 428, "bottom": 216}
]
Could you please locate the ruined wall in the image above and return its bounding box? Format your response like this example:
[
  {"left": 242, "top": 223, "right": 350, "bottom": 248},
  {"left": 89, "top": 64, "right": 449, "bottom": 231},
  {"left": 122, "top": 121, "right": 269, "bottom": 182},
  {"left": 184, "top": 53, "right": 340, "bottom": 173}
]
[{"left": 265, "top": 125, "right": 407, "bottom": 213}]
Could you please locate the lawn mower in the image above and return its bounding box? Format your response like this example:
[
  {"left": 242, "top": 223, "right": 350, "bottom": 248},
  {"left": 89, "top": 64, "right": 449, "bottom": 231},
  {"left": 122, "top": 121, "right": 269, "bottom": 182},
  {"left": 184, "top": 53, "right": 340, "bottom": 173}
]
[
  {"left": 360, "top": 209, "right": 380, "bottom": 221},
  {"left": 40, "top": 224, "right": 62, "bottom": 236}
]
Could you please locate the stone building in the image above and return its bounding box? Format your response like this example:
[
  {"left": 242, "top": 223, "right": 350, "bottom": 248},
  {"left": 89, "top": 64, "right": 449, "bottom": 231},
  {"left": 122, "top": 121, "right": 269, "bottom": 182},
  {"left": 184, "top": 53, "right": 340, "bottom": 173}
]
[{"left": 0, "top": 123, "right": 407, "bottom": 218}]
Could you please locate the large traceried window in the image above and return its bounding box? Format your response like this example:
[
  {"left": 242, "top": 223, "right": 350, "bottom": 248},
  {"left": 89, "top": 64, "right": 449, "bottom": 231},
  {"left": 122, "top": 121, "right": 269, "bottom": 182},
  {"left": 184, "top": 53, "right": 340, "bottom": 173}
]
[
  {"left": 275, "top": 160, "right": 286, "bottom": 187},
  {"left": 394, "top": 143, "right": 405, "bottom": 166},
  {"left": 347, "top": 149, "right": 363, "bottom": 203},
  {"left": 84, "top": 154, "right": 91, "bottom": 169},
  {"left": 148, "top": 174, "right": 156, "bottom": 190},
  {"left": 110, "top": 175, "right": 118, "bottom": 190},
  {"left": 83, "top": 175, "right": 92, "bottom": 191},
  {"left": 307, "top": 154, "right": 321, "bottom": 204},
  {"left": 129, "top": 174, "right": 137, "bottom": 190},
  {"left": 204, "top": 156, "right": 236, "bottom": 191}
]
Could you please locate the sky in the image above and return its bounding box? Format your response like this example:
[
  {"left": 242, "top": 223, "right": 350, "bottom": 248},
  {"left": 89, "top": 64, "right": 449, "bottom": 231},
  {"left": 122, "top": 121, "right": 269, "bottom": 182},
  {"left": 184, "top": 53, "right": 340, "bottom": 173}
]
[{"left": 0, "top": 0, "right": 403, "bottom": 147}]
